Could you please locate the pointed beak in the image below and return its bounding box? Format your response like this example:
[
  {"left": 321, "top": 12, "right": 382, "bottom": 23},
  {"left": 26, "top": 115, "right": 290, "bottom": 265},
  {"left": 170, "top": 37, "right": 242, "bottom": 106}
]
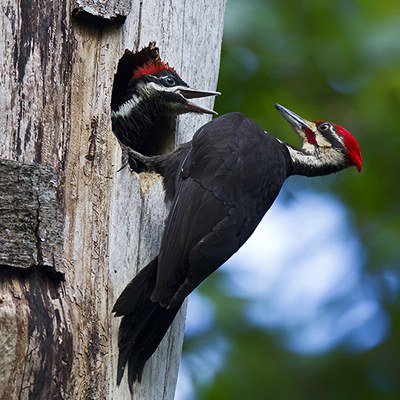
[
  {"left": 177, "top": 87, "right": 221, "bottom": 99},
  {"left": 176, "top": 87, "right": 220, "bottom": 115},
  {"left": 275, "top": 103, "right": 317, "bottom": 145},
  {"left": 275, "top": 104, "right": 313, "bottom": 131}
]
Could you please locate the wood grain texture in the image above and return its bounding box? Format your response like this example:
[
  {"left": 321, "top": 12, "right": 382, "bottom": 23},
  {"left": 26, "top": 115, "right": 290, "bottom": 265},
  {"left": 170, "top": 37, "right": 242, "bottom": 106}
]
[
  {"left": 72, "top": 0, "right": 132, "bottom": 23},
  {"left": 0, "top": 0, "right": 226, "bottom": 398}
]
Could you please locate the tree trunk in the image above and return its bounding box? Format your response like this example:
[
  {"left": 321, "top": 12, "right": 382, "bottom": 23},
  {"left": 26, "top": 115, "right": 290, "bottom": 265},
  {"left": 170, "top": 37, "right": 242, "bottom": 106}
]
[{"left": 0, "top": 1, "right": 226, "bottom": 399}]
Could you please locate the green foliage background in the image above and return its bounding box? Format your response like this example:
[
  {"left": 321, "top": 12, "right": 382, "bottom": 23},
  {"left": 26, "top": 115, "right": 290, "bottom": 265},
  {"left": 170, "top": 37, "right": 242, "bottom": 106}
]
[{"left": 182, "top": 1, "right": 400, "bottom": 399}]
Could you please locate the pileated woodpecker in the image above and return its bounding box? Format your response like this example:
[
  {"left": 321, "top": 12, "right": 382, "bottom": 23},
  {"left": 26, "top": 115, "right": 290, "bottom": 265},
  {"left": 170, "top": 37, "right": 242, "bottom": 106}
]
[
  {"left": 111, "top": 59, "right": 219, "bottom": 157},
  {"left": 113, "top": 104, "right": 362, "bottom": 389}
]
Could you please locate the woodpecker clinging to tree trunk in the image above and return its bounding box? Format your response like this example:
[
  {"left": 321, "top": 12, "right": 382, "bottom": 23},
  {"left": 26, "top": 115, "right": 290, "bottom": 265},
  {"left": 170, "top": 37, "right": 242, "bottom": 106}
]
[
  {"left": 113, "top": 104, "right": 362, "bottom": 389},
  {"left": 111, "top": 56, "right": 219, "bottom": 159}
]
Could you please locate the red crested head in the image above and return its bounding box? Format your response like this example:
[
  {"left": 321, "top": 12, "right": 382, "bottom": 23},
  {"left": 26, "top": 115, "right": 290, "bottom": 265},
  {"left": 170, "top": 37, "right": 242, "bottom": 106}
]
[
  {"left": 132, "top": 60, "right": 178, "bottom": 81},
  {"left": 333, "top": 123, "right": 362, "bottom": 172},
  {"left": 275, "top": 104, "right": 362, "bottom": 175}
]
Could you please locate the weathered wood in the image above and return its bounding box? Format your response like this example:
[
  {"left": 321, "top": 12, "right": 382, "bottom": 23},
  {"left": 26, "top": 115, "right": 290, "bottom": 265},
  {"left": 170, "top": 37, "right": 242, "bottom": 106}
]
[
  {"left": 72, "top": 0, "right": 132, "bottom": 24},
  {"left": 0, "top": 0, "right": 226, "bottom": 398},
  {"left": 0, "top": 268, "right": 73, "bottom": 399},
  {"left": 0, "top": 159, "right": 63, "bottom": 273},
  {"left": 0, "top": 0, "right": 74, "bottom": 166}
]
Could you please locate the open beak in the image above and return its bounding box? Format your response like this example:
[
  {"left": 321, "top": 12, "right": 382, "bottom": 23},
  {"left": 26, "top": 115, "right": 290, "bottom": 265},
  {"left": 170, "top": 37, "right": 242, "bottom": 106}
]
[
  {"left": 178, "top": 87, "right": 221, "bottom": 99},
  {"left": 275, "top": 103, "right": 316, "bottom": 143},
  {"left": 176, "top": 87, "right": 220, "bottom": 115}
]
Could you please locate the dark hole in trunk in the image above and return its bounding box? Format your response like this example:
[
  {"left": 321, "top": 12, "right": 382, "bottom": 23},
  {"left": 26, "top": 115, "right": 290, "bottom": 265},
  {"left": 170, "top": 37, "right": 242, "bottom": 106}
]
[{"left": 110, "top": 42, "right": 175, "bottom": 171}]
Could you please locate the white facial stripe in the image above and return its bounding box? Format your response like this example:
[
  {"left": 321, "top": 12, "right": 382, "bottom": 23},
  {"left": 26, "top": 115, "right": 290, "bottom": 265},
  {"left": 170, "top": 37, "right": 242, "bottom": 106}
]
[
  {"left": 302, "top": 142, "right": 316, "bottom": 153},
  {"left": 111, "top": 81, "right": 189, "bottom": 120},
  {"left": 143, "top": 81, "right": 166, "bottom": 94},
  {"left": 315, "top": 134, "right": 332, "bottom": 148},
  {"left": 318, "top": 125, "right": 345, "bottom": 147},
  {"left": 140, "top": 81, "right": 184, "bottom": 96},
  {"left": 111, "top": 94, "right": 140, "bottom": 118},
  {"left": 287, "top": 146, "right": 345, "bottom": 169}
]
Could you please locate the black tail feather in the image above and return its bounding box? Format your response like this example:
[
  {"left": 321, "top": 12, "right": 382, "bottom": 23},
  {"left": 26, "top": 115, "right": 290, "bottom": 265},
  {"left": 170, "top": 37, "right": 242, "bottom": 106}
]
[
  {"left": 113, "top": 257, "right": 158, "bottom": 317},
  {"left": 113, "top": 257, "right": 183, "bottom": 389}
]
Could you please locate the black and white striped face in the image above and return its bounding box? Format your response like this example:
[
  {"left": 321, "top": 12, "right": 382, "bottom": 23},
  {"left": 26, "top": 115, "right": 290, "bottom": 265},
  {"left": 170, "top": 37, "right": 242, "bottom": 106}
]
[
  {"left": 275, "top": 103, "right": 362, "bottom": 172},
  {"left": 111, "top": 70, "right": 219, "bottom": 119},
  {"left": 135, "top": 70, "right": 189, "bottom": 103},
  {"left": 299, "top": 121, "right": 346, "bottom": 154}
]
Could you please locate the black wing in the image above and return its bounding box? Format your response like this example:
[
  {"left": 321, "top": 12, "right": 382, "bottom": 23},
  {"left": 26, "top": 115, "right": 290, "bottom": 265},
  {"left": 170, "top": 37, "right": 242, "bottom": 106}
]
[{"left": 151, "top": 112, "right": 290, "bottom": 307}]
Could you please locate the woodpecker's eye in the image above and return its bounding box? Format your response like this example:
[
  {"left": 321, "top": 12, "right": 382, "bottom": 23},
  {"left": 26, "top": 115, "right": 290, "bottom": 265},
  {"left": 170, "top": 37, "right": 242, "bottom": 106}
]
[
  {"left": 319, "top": 123, "right": 331, "bottom": 132},
  {"left": 163, "top": 76, "right": 176, "bottom": 86}
]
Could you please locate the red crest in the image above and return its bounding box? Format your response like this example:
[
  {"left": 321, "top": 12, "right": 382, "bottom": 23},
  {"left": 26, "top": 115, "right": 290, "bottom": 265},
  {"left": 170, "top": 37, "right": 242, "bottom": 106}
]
[
  {"left": 132, "top": 61, "right": 177, "bottom": 80},
  {"left": 333, "top": 124, "right": 362, "bottom": 172}
]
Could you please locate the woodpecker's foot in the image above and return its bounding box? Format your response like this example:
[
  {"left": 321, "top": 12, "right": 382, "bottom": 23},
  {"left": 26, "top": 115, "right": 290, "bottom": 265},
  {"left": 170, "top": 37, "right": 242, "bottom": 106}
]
[
  {"left": 128, "top": 153, "right": 148, "bottom": 173},
  {"left": 117, "top": 143, "right": 146, "bottom": 173},
  {"left": 116, "top": 145, "right": 132, "bottom": 172}
]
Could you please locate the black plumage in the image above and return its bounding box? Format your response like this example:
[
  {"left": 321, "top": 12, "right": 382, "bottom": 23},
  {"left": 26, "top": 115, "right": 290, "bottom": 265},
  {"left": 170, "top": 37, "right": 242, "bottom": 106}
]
[
  {"left": 113, "top": 113, "right": 291, "bottom": 386},
  {"left": 113, "top": 106, "right": 362, "bottom": 389},
  {"left": 111, "top": 58, "right": 218, "bottom": 159}
]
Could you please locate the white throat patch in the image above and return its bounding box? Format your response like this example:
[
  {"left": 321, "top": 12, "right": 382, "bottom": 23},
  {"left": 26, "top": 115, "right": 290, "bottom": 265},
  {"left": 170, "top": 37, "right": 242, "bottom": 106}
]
[{"left": 111, "top": 94, "right": 141, "bottom": 119}]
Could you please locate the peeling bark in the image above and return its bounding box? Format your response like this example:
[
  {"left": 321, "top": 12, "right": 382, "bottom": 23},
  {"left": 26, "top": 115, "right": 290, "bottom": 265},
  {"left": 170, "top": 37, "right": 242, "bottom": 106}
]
[
  {"left": 72, "top": 0, "right": 132, "bottom": 24},
  {"left": 0, "top": 0, "right": 226, "bottom": 399},
  {"left": 0, "top": 159, "right": 63, "bottom": 274}
]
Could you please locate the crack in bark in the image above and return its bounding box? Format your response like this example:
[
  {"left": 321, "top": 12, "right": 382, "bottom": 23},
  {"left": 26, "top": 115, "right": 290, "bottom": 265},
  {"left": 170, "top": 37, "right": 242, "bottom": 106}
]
[
  {"left": 0, "top": 159, "right": 64, "bottom": 278},
  {"left": 34, "top": 191, "right": 44, "bottom": 267},
  {"left": 134, "top": 0, "right": 144, "bottom": 51}
]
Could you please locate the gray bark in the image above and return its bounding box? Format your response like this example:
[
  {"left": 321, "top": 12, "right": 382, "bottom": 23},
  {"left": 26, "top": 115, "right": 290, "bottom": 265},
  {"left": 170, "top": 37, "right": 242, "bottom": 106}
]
[
  {"left": 0, "top": 0, "right": 226, "bottom": 399},
  {"left": 72, "top": 0, "right": 132, "bottom": 23},
  {"left": 0, "top": 159, "right": 63, "bottom": 273}
]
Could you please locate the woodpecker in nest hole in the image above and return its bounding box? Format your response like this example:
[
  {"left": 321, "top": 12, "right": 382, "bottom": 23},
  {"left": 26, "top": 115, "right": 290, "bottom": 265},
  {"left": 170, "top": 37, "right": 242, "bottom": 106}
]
[{"left": 111, "top": 56, "right": 219, "bottom": 160}]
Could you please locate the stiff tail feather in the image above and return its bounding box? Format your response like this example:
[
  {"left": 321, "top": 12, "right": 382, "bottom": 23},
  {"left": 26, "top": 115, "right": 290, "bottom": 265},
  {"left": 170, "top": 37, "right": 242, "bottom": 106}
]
[{"left": 113, "top": 257, "right": 183, "bottom": 389}]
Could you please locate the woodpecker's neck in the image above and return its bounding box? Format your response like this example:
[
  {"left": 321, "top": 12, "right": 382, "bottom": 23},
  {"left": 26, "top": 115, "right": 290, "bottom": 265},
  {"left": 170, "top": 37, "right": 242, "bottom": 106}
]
[
  {"left": 111, "top": 92, "right": 171, "bottom": 155},
  {"left": 285, "top": 143, "right": 347, "bottom": 177}
]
